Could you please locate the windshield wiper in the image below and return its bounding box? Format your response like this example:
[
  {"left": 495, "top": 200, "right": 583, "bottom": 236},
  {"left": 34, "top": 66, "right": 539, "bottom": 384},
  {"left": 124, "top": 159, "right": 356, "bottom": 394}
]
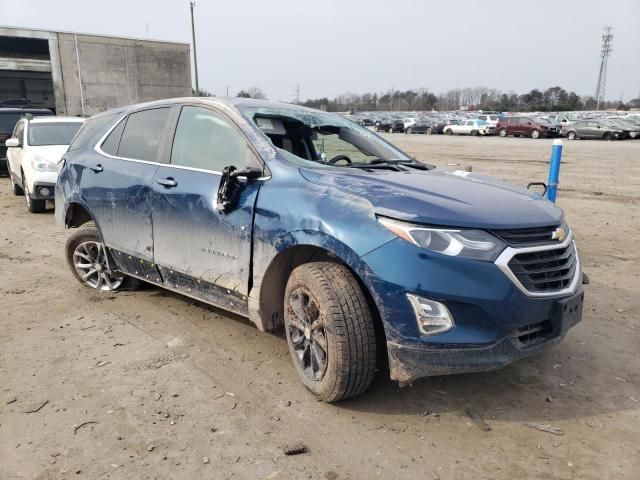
[{"left": 346, "top": 159, "right": 433, "bottom": 170}]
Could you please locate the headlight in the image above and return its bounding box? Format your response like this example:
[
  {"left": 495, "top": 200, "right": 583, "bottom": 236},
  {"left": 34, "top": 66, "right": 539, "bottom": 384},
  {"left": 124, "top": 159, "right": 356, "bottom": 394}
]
[
  {"left": 378, "top": 217, "right": 506, "bottom": 261},
  {"left": 31, "top": 155, "right": 57, "bottom": 172}
]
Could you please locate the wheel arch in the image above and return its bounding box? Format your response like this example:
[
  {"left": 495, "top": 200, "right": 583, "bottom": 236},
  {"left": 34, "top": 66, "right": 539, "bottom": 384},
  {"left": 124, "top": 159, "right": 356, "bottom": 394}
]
[
  {"left": 252, "top": 237, "right": 389, "bottom": 367},
  {"left": 64, "top": 201, "right": 97, "bottom": 229}
]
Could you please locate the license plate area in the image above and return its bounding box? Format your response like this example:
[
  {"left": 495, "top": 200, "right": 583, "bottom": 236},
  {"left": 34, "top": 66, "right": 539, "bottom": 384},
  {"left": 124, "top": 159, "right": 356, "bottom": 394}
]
[{"left": 555, "top": 291, "right": 585, "bottom": 332}]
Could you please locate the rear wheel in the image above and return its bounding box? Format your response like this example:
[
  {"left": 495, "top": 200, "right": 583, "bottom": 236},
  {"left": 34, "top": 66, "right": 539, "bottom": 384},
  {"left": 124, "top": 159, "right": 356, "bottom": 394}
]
[
  {"left": 531, "top": 129, "right": 541, "bottom": 139},
  {"left": 470, "top": 130, "right": 479, "bottom": 136},
  {"left": 65, "top": 222, "right": 140, "bottom": 291},
  {"left": 499, "top": 128, "right": 507, "bottom": 137},
  {"left": 284, "top": 262, "right": 377, "bottom": 402},
  {"left": 426, "top": 127, "right": 433, "bottom": 135},
  {"left": 567, "top": 131, "right": 576, "bottom": 140},
  {"left": 446, "top": 128, "right": 453, "bottom": 135}
]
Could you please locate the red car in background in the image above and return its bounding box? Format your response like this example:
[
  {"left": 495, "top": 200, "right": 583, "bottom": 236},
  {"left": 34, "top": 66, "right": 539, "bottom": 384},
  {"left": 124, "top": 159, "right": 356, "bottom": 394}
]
[{"left": 497, "top": 116, "right": 560, "bottom": 139}]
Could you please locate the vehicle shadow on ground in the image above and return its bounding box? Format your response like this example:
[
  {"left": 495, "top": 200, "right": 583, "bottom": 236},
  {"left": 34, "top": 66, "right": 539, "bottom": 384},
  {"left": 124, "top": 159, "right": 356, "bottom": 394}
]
[{"left": 130, "top": 281, "right": 637, "bottom": 426}]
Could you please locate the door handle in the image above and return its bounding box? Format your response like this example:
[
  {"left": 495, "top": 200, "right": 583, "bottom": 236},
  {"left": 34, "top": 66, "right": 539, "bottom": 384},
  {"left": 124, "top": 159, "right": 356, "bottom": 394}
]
[
  {"left": 89, "top": 164, "right": 103, "bottom": 173},
  {"left": 156, "top": 177, "right": 177, "bottom": 188}
]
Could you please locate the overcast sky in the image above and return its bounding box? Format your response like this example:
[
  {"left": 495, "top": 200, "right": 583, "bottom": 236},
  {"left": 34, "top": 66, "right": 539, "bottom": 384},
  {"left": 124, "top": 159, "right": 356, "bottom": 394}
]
[{"left": 2, "top": 0, "right": 639, "bottom": 101}]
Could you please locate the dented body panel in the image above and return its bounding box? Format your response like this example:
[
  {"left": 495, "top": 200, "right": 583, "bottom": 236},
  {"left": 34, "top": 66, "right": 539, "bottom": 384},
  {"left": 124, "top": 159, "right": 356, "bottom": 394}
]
[{"left": 56, "top": 97, "right": 584, "bottom": 386}]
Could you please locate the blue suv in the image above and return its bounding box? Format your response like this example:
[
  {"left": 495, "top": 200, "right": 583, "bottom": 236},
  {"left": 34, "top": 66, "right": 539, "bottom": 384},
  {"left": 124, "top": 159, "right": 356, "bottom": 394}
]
[{"left": 56, "top": 98, "right": 584, "bottom": 402}]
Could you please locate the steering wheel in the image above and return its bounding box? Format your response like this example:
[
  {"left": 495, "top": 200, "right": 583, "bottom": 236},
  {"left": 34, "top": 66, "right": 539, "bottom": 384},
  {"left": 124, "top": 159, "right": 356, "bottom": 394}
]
[{"left": 328, "top": 155, "right": 352, "bottom": 165}]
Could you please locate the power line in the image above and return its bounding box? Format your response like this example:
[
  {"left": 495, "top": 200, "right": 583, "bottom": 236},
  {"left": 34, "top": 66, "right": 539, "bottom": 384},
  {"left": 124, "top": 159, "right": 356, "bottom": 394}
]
[{"left": 595, "top": 26, "right": 613, "bottom": 110}]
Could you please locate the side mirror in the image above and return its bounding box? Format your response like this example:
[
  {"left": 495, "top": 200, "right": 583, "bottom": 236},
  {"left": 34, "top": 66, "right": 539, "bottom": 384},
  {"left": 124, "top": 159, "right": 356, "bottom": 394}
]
[
  {"left": 5, "top": 138, "right": 20, "bottom": 148},
  {"left": 217, "top": 166, "right": 263, "bottom": 213}
]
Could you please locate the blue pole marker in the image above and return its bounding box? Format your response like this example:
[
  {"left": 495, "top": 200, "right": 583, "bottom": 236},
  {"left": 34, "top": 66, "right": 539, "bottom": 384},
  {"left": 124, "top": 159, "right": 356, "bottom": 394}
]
[{"left": 546, "top": 139, "right": 563, "bottom": 202}]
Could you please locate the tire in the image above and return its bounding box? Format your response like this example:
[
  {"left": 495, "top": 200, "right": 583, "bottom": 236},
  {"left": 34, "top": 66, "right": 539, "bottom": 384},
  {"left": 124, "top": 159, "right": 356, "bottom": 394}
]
[
  {"left": 22, "top": 177, "right": 46, "bottom": 213},
  {"left": 10, "top": 174, "right": 24, "bottom": 196},
  {"left": 531, "top": 129, "right": 541, "bottom": 139},
  {"left": 567, "top": 131, "right": 576, "bottom": 140},
  {"left": 499, "top": 128, "right": 507, "bottom": 137},
  {"left": 602, "top": 132, "right": 611, "bottom": 141},
  {"left": 470, "top": 130, "right": 478, "bottom": 136},
  {"left": 65, "top": 222, "right": 140, "bottom": 291},
  {"left": 284, "top": 262, "right": 377, "bottom": 402},
  {"left": 406, "top": 127, "right": 412, "bottom": 134},
  {"left": 426, "top": 127, "right": 433, "bottom": 135},
  {"left": 445, "top": 129, "right": 453, "bottom": 135}
]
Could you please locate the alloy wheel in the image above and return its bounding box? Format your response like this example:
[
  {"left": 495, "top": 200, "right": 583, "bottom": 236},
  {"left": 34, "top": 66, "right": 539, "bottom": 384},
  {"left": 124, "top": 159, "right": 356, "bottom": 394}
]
[
  {"left": 72, "top": 241, "right": 123, "bottom": 291},
  {"left": 286, "top": 287, "right": 328, "bottom": 382}
]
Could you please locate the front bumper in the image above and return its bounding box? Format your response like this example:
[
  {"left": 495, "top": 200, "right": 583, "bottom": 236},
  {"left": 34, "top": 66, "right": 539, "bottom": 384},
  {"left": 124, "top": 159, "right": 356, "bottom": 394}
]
[
  {"left": 362, "top": 236, "right": 584, "bottom": 383},
  {"left": 387, "top": 289, "right": 583, "bottom": 383}
]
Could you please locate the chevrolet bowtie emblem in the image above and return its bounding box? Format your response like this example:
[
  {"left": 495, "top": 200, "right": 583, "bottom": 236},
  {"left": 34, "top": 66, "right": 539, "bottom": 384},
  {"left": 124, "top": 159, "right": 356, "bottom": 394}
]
[{"left": 551, "top": 227, "right": 567, "bottom": 241}]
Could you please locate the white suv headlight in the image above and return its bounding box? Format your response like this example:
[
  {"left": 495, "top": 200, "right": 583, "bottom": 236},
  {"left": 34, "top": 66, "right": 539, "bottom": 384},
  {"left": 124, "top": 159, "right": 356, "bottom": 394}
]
[
  {"left": 378, "top": 216, "right": 506, "bottom": 261},
  {"left": 31, "top": 155, "right": 57, "bottom": 172}
]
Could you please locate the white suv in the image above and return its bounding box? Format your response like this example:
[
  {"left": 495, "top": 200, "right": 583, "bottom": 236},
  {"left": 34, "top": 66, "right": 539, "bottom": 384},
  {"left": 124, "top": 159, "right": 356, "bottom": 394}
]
[{"left": 6, "top": 116, "right": 84, "bottom": 212}]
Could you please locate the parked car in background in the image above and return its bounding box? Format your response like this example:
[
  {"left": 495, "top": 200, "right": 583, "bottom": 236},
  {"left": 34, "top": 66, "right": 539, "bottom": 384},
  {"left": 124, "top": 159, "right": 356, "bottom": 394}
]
[
  {"left": 403, "top": 117, "right": 418, "bottom": 131},
  {"left": 0, "top": 107, "right": 53, "bottom": 176},
  {"left": 606, "top": 117, "right": 640, "bottom": 138},
  {"left": 374, "top": 117, "right": 393, "bottom": 132},
  {"left": 6, "top": 116, "right": 84, "bottom": 212},
  {"left": 444, "top": 119, "right": 494, "bottom": 136},
  {"left": 496, "top": 116, "right": 560, "bottom": 139},
  {"left": 476, "top": 114, "right": 500, "bottom": 128},
  {"left": 390, "top": 119, "right": 405, "bottom": 132},
  {"left": 561, "top": 120, "right": 622, "bottom": 140},
  {"left": 405, "top": 118, "right": 445, "bottom": 135},
  {"left": 56, "top": 97, "right": 583, "bottom": 402}
]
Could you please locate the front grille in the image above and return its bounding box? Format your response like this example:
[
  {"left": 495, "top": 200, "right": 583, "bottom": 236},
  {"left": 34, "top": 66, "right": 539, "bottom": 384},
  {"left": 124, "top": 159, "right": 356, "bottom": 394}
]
[
  {"left": 493, "top": 225, "right": 559, "bottom": 246},
  {"left": 508, "top": 243, "right": 577, "bottom": 293},
  {"left": 514, "top": 320, "right": 552, "bottom": 345}
]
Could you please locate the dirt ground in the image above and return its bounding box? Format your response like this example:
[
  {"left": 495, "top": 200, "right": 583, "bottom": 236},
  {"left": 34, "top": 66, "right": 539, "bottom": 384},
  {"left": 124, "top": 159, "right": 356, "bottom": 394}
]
[{"left": 1, "top": 134, "right": 639, "bottom": 480}]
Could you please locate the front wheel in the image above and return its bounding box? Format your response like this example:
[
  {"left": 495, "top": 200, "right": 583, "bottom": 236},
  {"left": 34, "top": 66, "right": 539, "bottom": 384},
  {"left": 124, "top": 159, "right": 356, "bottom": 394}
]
[
  {"left": 23, "top": 179, "right": 45, "bottom": 213},
  {"left": 499, "top": 128, "right": 507, "bottom": 137},
  {"left": 10, "top": 174, "right": 24, "bottom": 196},
  {"left": 445, "top": 129, "right": 453, "bottom": 135},
  {"left": 406, "top": 127, "right": 412, "bottom": 134},
  {"left": 284, "top": 262, "right": 377, "bottom": 402},
  {"left": 65, "top": 222, "right": 140, "bottom": 291},
  {"left": 567, "top": 131, "right": 576, "bottom": 140},
  {"left": 426, "top": 127, "right": 433, "bottom": 135},
  {"left": 531, "top": 129, "right": 541, "bottom": 139}
]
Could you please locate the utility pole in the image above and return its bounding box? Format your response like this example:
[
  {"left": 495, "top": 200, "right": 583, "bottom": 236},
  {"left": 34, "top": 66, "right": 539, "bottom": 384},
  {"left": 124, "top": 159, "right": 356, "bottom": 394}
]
[
  {"left": 226, "top": 85, "right": 229, "bottom": 96},
  {"left": 295, "top": 84, "right": 300, "bottom": 104},
  {"left": 190, "top": 1, "right": 200, "bottom": 96},
  {"left": 595, "top": 26, "right": 613, "bottom": 110}
]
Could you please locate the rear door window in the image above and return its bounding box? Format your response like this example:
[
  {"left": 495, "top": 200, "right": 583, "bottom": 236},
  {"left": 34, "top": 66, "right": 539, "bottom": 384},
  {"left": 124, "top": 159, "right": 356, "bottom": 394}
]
[{"left": 117, "top": 107, "right": 171, "bottom": 162}]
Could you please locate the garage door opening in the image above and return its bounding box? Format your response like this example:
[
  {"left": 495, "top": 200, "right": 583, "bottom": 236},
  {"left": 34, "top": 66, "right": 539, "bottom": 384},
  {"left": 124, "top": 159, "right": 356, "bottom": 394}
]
[{"left": 0, "top": 35, "right": 55, "bottom": 112}]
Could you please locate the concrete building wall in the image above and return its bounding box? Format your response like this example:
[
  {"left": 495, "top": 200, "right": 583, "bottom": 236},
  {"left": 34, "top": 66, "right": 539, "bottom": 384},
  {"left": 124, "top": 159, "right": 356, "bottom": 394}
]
[
  {"left": 0, "top": 27, "right": 192, "bottom": 116},
  {"left": 57, "top": 32, "right": 192, "bottom": 116}
]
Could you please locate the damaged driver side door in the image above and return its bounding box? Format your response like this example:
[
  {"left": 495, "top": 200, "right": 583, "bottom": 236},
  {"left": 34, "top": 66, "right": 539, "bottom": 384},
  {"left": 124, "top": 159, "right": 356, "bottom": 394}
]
[{"left": 150, "top": 105, "right": 264, "bottom": 312}]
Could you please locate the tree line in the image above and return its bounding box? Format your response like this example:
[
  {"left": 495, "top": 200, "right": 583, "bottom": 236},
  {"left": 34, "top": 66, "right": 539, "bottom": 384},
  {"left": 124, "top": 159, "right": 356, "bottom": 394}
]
[{"left": 298, "top": 86, "right": 640, "bottom": 112}]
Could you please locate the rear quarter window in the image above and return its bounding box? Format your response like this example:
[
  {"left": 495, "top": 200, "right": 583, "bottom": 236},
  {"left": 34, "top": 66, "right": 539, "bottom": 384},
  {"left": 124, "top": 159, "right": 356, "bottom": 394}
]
[{"left": 68, "top": 112, "right": 120, "bottom": 152}]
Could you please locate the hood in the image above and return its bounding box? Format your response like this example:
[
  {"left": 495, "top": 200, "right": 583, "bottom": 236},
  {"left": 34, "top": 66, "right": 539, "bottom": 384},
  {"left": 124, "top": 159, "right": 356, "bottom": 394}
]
[
  {"left": 29, "top": 145, "right": 68, "bottom": 164},
  {"left": 299, "top": 167, "right": 563, "bottom": 229}
]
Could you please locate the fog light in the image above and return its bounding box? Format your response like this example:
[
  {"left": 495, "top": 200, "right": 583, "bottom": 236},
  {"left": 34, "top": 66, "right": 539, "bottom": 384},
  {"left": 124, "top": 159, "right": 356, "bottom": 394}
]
[
  {"left": 407, "top": 294, "right": 454, "bottom": 336},
  {"left": 39, "top": 187, "right": 51, "bottom": 197}
]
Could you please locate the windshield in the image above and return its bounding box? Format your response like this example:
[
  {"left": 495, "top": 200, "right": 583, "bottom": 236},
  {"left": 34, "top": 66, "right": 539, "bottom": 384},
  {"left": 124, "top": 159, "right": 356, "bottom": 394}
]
[
  {"left": 28, "top": 122, "right": 83, "bottom": 146},
  {"left": 0, "top": 113, "right": 21, "bottom": 133},
  {"left": 240, "top": 106, "right": 412, "bottom": 168}
]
